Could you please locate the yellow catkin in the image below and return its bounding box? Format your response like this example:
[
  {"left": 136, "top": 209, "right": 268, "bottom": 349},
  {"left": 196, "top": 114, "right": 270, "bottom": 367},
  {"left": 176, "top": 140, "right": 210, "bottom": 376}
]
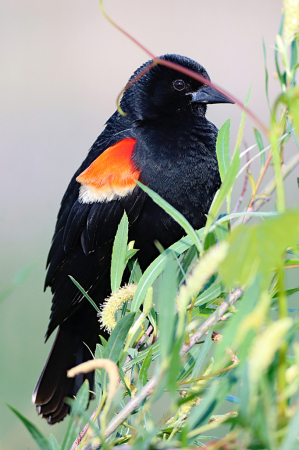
[
  {"left": 283, "top": 0, "right": 299, "bottom": 44},
  {"left": 99, "top": 284, "right": 137, "bottom": 333}
]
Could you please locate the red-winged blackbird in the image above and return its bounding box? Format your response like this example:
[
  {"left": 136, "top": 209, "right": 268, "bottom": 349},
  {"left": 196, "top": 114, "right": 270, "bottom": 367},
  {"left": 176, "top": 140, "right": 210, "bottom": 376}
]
[{"left": 32, "top": 54, "right": 233, "bottom": 424}]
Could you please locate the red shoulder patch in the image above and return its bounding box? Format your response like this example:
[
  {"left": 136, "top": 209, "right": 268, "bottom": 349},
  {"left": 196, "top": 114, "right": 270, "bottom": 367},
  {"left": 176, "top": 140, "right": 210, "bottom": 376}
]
[{"left": 76, "top": 138, "right": 140, "bottom": 203}]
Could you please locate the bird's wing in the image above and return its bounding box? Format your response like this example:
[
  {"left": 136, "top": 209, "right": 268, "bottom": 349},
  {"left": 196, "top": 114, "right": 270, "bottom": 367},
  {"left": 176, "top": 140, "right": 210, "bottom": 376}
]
[{"left": 45, "top": 137, "right": 146, "bottom": 339}]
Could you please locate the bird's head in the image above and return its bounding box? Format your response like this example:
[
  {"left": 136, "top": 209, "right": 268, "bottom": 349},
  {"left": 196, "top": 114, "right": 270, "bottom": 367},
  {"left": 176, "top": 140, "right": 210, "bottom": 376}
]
[{"left": 121, "top": 54, "right": 233, "bottom": 122}]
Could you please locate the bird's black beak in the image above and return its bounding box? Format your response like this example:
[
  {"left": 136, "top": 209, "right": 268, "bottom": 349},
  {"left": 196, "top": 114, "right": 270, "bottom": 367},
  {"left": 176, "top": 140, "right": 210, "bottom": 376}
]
[{"left": 191, "top": 85, "right": 234, "bottom": 104}]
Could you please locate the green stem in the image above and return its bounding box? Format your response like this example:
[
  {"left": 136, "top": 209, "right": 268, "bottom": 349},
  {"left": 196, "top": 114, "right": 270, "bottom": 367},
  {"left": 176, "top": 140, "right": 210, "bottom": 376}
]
[
  {"left": 277, "top": 266, "right": 288, "bottom": 421},
  {"left": 270, "top": 124, "right": 285, "bottom": 213}
]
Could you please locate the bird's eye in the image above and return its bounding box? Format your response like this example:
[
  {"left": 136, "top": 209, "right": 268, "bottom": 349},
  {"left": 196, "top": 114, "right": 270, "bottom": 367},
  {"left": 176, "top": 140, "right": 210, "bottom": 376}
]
[{"left": 173, "top": 79, "right": 186, "bottom": 91}]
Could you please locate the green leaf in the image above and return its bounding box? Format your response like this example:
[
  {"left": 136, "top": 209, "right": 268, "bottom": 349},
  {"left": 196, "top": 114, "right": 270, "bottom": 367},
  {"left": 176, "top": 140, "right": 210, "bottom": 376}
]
[
  {"left": 238, "top": 362, "right": 251, "bottom": 423},
  {"left": 203, "top": 231, "right": 217, "bottom": 251},
  {"left": 178, "top": 344, "right": 202, "bottom": 382},
  {"left": 274, "top": 14, "right": 285, "bottom": 87},
  {"left": 111, "top": 212, "right": 129, "bottom": 292},
  {"left": 178, "top": 244, "right": 198, "bottom": 284},
  {"left": 118, "top": 364, "right": 131, "bottom": 397},
  {"left": 254, "top": 128, "right": 265, "bottom": 169},
  {"left": 158, "top": 257, "right": 178, "bottom": 361},
  {"left": 262, "top": 38, "right": 271, "bottom": 112},
  {"left": 61, "top": 380, "right": 90, "bottom": 450},
  {"left": 190, "top": 330, "right": 213, "bottom": 379},
  {"left": 104, "top": 312, "right": 135, "bottom": 363},
  {"left": 138, "top": 346, "right": 153, "bottom": 386},
  {"left": 272, "top": 287, "right": 299, "bottom": 298},
  {"left": 128, "top": 258, "right": 142, "bottom": 284},
  {"left": 136, "top": 180, "right": 202, "bottom": 253},
  {"left": 214, "top": 214, "right": 229, "bottom": 242},
  {"left": 48, "top": 435, "right": 61, "bottom": 450},
  {"left": 219, "top": 210, "right": 299, "bottom": 288},
  {"left": 291, "top": 39, "right": 298, "bottom": 71},
  {"left": 95, "top": 343, "right": 104, "bottom": 400},
  {"left": 280, "top": 403, "right": 299, "bottom": 450},
  {"left": 168, "top": 336, "right": 183, "bottom": 395},
  {"left": 216, "top": 119, "right": 230, "bottom": 182},
  {"left": 194, "top": 281, "right": 223, "bottom": 308},
  {"left": 124, "top": 248, "right": 139, "bottom": 265},
  {"left": 6, "top": 404, "right": 52, "bottom": 450},
  {"left": 69, "top": 276, "right": 100, "bottom": 312}
]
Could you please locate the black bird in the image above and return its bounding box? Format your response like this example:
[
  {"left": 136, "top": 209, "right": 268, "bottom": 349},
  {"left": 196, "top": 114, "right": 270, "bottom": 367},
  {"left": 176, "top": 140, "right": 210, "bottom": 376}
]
[{"left": 33, "top": 54, "right": 233, "bottom": 424}]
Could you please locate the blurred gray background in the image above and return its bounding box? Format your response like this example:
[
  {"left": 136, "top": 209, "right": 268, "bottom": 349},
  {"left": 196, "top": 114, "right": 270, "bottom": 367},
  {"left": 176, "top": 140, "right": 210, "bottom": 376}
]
[{"left": 1, "top": 0, "right": 298, "bottom": 448}]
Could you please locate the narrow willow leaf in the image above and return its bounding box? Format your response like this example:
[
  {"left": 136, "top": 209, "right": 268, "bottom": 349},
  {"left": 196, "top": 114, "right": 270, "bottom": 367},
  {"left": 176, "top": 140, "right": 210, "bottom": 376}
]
[
  {"left": 238, "top": 362, "right": 251, "bottom": 421},
  {"left": 275, "top": 13, "right": 285, "bottom": 87},
  {"left": 104, "top": 313, "right": 135, "bottom": 363},
  {"left": 179, "top": 245, "right": 198, "bottom": 284},
  {"left": 7, "top": 404, "right": 52, "bottom": 450},
  {"left": 168, "top": 336, "right": 184, "bottom": 395},
  {"left": 280, "top": 403, "right": 299, "bottom": 450},
  {"left": 291, "top": 39, "right": 298, "bottom": 71},
  {"left": 159, "top": 257, "right": 178, "bottom": 361},
  {"left": 194, "top": 281, "right": 223, "bottom": 308},
  {"left": 61, "top": 380, "right": 90, "bottom": 450},
  {"left": 48, "top": 435, "right": 60, "bottom": 450},
  {"left": 118, "top": 364, "right": 131, "bottom": 397},
  {"left": 69, "top": 276, "right": 99, "bottom": 312},
  {"left": 216, "top": 119, "right": 230, "bottom": 182},
  {"left": 272, "top": 287, "right": 299, "bottom": 298},
  {"left": 124, "top": 248, "right": 138, "bottom": 265},
  {"left": 262, "top": 38, "right": 271, "bottom": 112},
  {"left": 178, "top": 345, "right": 202, "bottom": 382},
  {"left": 111, "top": 212, "right": 129, "bottom": 292},
  {"left": 270, "top": 125, "right": 285, "bottom": 212},
  {"left": 128, "top": 259, "right": 142, "bottom": 284},
  {"left": 136, "top": 180, "right": 202, "bottom": 253},
  {"left": 253, "top": 128, "right": 265, "bottom": 168},
  {"left": 138, "top": 346, "right": 153, "bottom": 386},
  {"left": 190, "top": 330, "right": 213, "bottom": 379},
  {"left": 247, "top": 172, "right": 256, "bottom": 194}
]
